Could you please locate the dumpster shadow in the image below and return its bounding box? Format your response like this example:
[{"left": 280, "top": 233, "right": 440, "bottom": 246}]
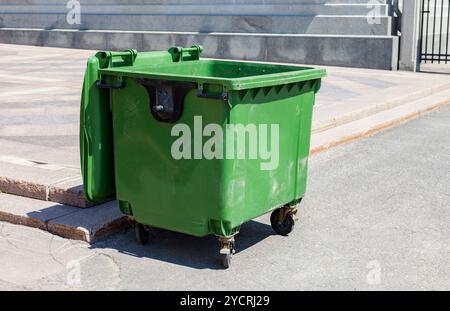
[{"left": 91, "top": 220, "right": 274, "bottom": 270}]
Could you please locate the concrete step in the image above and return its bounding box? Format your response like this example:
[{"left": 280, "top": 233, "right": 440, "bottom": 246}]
[
  {"left": 0, "top": 193, "right": 127, "bottom": 242},
  {"left": 0, "top": 28, "right": 399, "bottom": 70},
  {"left": 310, "top": 87, "right": 450, "bottom": 154},
  {"left": 0, "top": 3, "right": 392, "bottom": 16},
  {"left": 0, "top": 14, "right": 393, "bottom": 36},
  {"left": 0, "top": 157, "right": 91, "bottom": 208},
  {"left": 0, "top": 0, "right": 391, "bottom": 5},
  {"left": 312, "top": 77, "right": 450, "bottom": 134}
]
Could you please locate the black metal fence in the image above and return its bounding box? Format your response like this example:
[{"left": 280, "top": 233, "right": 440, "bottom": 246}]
[{"left": 420, "top": 0, "right": 450, "bottom": 63}]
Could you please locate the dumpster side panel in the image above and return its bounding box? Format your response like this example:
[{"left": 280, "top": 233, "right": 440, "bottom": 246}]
[
  {"left": 218, "top": 81, "right": 318, "bottom": 234},
  {"left": 295, "top": 85, "right": 317, "bottom": 199}
]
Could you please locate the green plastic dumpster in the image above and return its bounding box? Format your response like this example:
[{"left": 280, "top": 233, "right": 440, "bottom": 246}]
[{"left": 80, "top": 45, "right": 326, "bottom": 268}]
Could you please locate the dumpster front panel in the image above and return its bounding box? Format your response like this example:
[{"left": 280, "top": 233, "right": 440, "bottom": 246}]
[{"left": 111, "top": 77, "right": 230, "bottom": 237}]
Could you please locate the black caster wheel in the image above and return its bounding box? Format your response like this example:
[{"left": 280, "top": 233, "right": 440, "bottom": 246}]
[
  {"left": 270, "top": 208, "right": 295, "bottom": 236},
  {"left": 218, "top": 236, "right": 235, "bottom": 269},
  {"left": 135, "top": 222, "right": 149, "bottom": 245},
  {"left": 221, "top": 253, "right": 232, "bottom": 269}
]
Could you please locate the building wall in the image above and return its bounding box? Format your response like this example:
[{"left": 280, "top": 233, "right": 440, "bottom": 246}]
[{"left": 0, "top": 0, "right": 399, "bottom": 69}]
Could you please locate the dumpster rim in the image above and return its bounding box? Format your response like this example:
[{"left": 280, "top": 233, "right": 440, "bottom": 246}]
[{"left": 99, "top": 63, "right": 326, "bottom": 91}]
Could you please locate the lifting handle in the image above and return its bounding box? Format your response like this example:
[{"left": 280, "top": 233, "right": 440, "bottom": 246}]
[{"left": 169, "top": 45, "right": 203, "bottom": 62}]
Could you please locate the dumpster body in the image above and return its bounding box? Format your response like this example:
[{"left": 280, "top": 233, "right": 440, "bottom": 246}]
[{"left": 80, "top": 46, "right": 325, "bottom": 267}]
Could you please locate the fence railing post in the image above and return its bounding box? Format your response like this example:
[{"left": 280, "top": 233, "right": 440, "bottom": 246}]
[{"left": 399, "top": 0, "right": 422, "bottom": 71}]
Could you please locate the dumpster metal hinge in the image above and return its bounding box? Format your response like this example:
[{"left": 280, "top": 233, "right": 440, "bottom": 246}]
[
  {"left": 95, "top": 80, "right": 125, "bottom": 89},
  {"left": 197, "top": 89, "right": 228, "bottom": 101},
  {"left": 196, "top": 83, "right": 228, "bottom": 101}
]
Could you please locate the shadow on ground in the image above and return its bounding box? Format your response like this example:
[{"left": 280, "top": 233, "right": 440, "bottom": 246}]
[{"left": 90, "top": 219, "right": 275, "bottom": 270}]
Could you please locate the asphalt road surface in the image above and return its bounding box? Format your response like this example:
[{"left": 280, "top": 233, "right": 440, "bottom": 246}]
[{"left": 1, "top": 105, "right": 449, "bottom": 290}]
